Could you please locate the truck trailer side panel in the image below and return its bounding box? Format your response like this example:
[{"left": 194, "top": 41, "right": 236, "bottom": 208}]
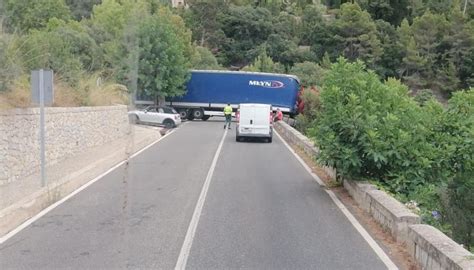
[{"left": 170, "top": 70, "right": 300, "bottom": 114}]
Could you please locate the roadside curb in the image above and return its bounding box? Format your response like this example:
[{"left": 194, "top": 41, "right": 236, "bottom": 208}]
[{"left": 0, "top": 128, "right": 161, "bottom": 241}]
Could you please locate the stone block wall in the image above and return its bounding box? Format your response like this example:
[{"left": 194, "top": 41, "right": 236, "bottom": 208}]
[{"left": 0, "top": 106, "right": 129, "bottom": 185}]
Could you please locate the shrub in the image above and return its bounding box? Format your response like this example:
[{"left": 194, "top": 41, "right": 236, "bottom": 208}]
[
  {"left": 0, "top": 32, "right": 22, "bottom": 92},
  {"left": 441, "top": 89, "right": 474, "bottom": 249},
  {"left": 295, "top": 87, "right": 321, "bottom": 133},
  {"left": 310, "top": 58, "right": 441, "bottom": 193}
]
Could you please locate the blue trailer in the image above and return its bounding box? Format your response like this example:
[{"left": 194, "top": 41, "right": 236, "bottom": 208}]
[{"left": 167, "top": 70, "right": 301, "bottom": 120}]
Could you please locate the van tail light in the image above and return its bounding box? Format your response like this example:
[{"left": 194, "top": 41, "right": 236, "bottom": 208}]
[{"left": 236, "top": 111, "right": 240, "bottom": 122}]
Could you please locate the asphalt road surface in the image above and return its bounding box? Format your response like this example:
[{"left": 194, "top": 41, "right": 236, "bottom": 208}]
[{"left": 0, "top": 121, "right": 393, "bottom": 269}]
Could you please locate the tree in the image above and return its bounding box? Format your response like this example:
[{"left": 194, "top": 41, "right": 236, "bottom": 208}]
[
  {"left": 21, "top": 19, "right": 101, "bottom": 85},
  {"left": 311, "top": 58, "right": 439, "bottom": 193},
  {"left": 183, "top": 0, "right": 228, "bottom": 50},
  {"left": 3, "top": 0, "right": 71, "bottom": 32},
  {"left": 397, "top": 11, "right": 470, "bottom": 94},
  {"left": 192, "top": 46, "right": 222, "bottom": 70},
  {"left": 301, "top": 5, "right": 327, "bottom": 45},
  {"left": 65, "top": 0, "right": 101, "bottom": 20},
  {"left": 88, "top": 0, "right": 149, "bottom": 82},
  {"left": 440, "top": 89, "right": 474, "bottom": 249},
  {"left": 137, "top": 8, "right": 192, "bottom": 103},
  {"left": 266, "top": 34, "right": 300, "bottom": 67},
  {"left": 374, "top": 20, "right": 402, "bottom": 79},
  {"left": 332, "top": 3, "right": 382, "bottom": 67},
  {"left": 217, "top": 5, "right": 274, "bottom": 67},
  {"left": 358, "top": 0, "right": 410, "bottom": 25},
  {"left": 444, "top": 3, "right": 474, "bottom": 89},
  {"left": 242, "top": 49, "right": 284, "bottom": 73},
  {"left": 290, "top": 61, "right": 327, "bottom": 88}
]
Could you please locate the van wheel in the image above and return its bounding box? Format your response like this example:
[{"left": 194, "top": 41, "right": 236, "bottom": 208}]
[
  {"left": 268, "top": 137, "right": 272, "bottom": 143},
  {"left": 236, "top": 136, "right": 242, "bottom": 142},
  {"left": 192, "top": 109, "right": 204, "bottom": 119},
  {"left": 202, "top": 115, "right": 210, "bottom": 121}
]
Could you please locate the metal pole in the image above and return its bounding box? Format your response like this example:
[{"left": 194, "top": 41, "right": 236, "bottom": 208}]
[{"left": 39, "top": 69, "right": 46, "bottom": 187}]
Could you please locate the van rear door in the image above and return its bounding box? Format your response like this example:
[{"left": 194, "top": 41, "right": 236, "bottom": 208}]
[
  {"left": 238, "top": 104, "right": 271, "bottom": 136},
  {"left": 251, "top": 105, "right": 271, "bottom": 135}
]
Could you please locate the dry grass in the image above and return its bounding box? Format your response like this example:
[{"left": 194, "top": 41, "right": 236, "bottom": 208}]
[
  {"left": 0, "top": 76, "right": 31, "bottom": 109},
  {"left": 0, "top": 73, "right": 129, "bottom": 110},
  {"left": 87, "top": 83, "right": 129, "bottom": 106}
]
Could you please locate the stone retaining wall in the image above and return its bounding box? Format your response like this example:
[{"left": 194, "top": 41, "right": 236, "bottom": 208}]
[
  {"left": 0, "top": 106, "right": 129, "bottom": 185},
  {"left": 344, "top": 180, "right": 420, "bottom": 244}
]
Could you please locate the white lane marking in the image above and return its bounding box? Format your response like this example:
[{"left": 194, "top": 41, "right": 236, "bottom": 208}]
[
  {"left": 274, "top": 132, "right": 325, "bottom": 187},
  {"left": 274, "top": 130, "right": 398, "bottom": 270},
  {"left": 175, "top": 129, "right": 228, "bottom": 270},
  {"left": 0, "top": 127, "right": 178, "bottom": 245},
  {"left": 130, "top": 123, "right": 186, "bottom": 159}
]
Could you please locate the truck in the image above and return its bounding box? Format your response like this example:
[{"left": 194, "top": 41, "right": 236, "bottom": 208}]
[{"left": 166, "top": 70, "right": 301, "bottom": 120}]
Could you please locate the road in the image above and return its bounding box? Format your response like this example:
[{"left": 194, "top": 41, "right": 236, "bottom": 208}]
[{"left": 0, "top": 121, "right": 393, "bottom": 269}]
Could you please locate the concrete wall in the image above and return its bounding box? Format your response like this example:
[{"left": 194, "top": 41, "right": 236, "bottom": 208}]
[
  {"left": 0, "top": 106, "right": 129, "bottom": 185},
  {"left": 344, "top": 180, "right": 420, "bottom": 244},
  {"left": 274, "top": 121, "right": 474, "bottom": 269},
  {"left": 408, "top": 225, "right": 474, "bottom": 270}
]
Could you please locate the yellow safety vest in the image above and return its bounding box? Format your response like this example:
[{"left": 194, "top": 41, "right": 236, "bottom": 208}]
[{"left": 224, "top": 106, "right": 232, "bottom": 115}]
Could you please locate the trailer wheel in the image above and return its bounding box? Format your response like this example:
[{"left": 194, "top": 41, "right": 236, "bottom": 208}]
[
  {"left": 178, "top": 109, "right": 188, "bottom": 120},
  {"left": 192, "top": 108, "right": 204, "bottom": 119},
  {"left": 202, "top": 115, "right": 210, "bottom": 121}
]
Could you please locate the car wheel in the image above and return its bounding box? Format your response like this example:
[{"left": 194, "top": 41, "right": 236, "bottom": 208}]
[
  {"left": 236, "top": 136, "right": 241, "bottom": 142},
  {"left": 192, "top": 109, "right": 204, "bottom": 119},
  {"left": 163, "top": 119, "right": 175, "bottom": 129},
  {"left": 268, "top": 137, "right": 272, "bottom": 143},
  {"left": 202, "top": 115, "right": 210, "bottom": 121}
]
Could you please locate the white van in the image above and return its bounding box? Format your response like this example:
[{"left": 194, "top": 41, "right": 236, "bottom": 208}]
[{"left": 236, "top": 103, "right": 272, "bottom": 143}]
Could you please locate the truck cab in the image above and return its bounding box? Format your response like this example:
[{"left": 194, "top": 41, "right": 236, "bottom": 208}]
[{"left": 236, "top": 104, "right": 273, "bottom": 143}]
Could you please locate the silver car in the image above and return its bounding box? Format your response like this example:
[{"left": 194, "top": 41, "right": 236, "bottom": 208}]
[{"left": 128, "top": 106, "right": 181, "bottom": 128}]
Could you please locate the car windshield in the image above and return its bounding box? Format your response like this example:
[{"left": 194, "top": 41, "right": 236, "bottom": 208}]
[
  {"left": 2, "top": 1, "right": 472, "bottom": 269},
  {"left": 163, "top": 107, "right": 177, "bottom": 114}
]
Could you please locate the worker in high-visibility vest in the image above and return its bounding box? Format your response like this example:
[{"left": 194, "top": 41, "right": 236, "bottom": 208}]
[{"left": 223, "top": 103, "right": 232, "bottom": 129}]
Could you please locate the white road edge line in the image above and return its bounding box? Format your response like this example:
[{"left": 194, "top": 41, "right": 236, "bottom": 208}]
[
  {"left": 0, "top": 126, "right": 179, "bottom": 245},
  {"left": 175, "top": 129, "right": 228, "bottom": 270},
  {"left": 274, "top": 130, "right": 398, "bottom": 270}
]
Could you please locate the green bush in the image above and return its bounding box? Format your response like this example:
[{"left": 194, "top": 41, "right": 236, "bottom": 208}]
[
  {"left": 0, "top": 32, "right": 22, "bottom": 92},
  {"left": 21, "top": 19, "right": 100, "bottom": 85},
  {"left": 441, "top": 89, "right": 474, "bottom": 249},
  {"left": 311, "top": 58, "right": 473, "bottom": 249},
  {"left": 295, "top": 88, "right": 321, "bottom": 134},
  {"left": 414, "top": 89, "right": 436, "bottom": 106}
]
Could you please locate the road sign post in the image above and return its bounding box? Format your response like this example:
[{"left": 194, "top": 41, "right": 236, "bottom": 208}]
[{"left": 31, "top": 69, "right": 54, "bottom": 187}]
